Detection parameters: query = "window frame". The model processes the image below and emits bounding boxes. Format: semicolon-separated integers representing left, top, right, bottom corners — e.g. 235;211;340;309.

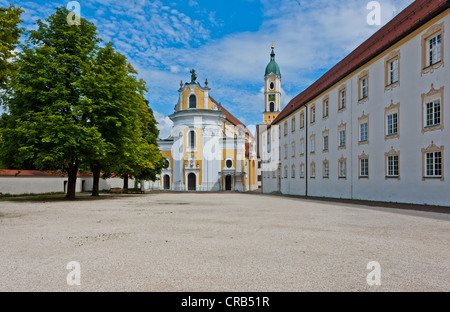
385;148;400;180
421;84;444;133
421;23;444;74
422;142;444;181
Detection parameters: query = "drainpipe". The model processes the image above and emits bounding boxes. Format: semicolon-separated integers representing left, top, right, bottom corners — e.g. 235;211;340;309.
305;105;308;197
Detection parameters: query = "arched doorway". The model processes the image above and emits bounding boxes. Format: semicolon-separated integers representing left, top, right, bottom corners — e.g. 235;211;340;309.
163;175;170;190
225;175;232;191
188;173;196;191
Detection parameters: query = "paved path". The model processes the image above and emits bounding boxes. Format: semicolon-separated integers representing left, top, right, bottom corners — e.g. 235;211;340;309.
0;192;449;291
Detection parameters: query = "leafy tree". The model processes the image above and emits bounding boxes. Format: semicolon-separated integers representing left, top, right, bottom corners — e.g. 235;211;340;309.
0;7;105;199
0;4;24;91
80;43;164;196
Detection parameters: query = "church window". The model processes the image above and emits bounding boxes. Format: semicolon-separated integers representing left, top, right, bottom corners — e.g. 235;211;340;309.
189;94;197;109
270;102;275;112
270;82;275;90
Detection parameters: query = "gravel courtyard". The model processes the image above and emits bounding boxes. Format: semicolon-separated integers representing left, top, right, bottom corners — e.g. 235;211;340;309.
0;192;449;292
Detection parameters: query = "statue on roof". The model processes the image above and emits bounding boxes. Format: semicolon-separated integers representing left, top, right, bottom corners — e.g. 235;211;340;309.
190;69;197;84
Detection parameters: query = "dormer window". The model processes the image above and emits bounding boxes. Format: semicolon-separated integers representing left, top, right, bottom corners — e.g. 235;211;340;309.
189;94;197;109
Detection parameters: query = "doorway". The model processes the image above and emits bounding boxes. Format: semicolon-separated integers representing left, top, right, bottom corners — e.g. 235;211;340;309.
225;175;232;191
163;175;170;190
188;173;196;191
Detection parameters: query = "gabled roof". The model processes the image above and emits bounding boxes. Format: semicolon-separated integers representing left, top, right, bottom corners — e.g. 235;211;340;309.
272;0;450;125
210;96;255;139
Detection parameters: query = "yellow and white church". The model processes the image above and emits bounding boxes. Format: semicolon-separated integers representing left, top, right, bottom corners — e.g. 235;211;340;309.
157;70;257;192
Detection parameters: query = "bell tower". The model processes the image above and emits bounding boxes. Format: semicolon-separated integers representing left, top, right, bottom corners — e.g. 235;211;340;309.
263;43;281;125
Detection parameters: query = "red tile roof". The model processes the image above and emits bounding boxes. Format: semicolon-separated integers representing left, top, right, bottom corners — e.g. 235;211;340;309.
210;96;255;139
272;0;450;125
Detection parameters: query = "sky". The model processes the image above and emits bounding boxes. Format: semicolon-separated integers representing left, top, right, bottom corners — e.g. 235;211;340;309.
2;0;415;138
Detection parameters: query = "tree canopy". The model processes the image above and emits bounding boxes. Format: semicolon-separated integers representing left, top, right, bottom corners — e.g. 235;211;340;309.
0;7;163;198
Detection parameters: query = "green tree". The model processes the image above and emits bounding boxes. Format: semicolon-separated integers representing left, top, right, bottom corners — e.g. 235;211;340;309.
80;43;163;196
0;4;24;91
0;7;105;199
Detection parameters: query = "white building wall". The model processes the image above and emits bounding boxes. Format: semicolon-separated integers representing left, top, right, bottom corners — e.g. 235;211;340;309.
261;12;450;206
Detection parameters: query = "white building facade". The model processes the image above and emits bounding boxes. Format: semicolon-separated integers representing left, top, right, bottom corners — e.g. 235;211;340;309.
157;72;257;192
261;0;450;206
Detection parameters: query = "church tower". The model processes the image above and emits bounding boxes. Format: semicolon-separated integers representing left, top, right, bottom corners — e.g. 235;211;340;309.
263;44;281;125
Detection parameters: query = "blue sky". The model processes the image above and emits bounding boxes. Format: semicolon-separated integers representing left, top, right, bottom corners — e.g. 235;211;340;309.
2;0;415;138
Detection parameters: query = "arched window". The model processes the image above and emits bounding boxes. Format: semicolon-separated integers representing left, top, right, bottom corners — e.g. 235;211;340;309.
270;102;275;112
189;130;195;149
270;82;275;90
189;94;197;109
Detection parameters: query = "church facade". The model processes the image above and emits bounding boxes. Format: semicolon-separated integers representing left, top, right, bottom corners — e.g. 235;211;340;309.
259;0;450;206
157;71;257;192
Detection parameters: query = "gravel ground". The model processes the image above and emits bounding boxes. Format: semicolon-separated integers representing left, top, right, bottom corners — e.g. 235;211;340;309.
0;192;449;292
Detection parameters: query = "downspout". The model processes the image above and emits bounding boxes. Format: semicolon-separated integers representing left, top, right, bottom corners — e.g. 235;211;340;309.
305;105;309;197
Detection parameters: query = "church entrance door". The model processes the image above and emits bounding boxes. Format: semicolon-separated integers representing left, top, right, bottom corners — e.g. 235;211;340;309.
188;173;196;191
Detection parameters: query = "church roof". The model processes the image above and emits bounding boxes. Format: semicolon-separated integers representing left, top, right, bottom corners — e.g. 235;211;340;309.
209;96;255;139
265;47;281;76
272;0;450;125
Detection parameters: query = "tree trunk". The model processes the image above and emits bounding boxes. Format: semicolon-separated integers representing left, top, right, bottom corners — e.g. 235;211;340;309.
92;166;101;197
123;174;129;193
66;161;80;200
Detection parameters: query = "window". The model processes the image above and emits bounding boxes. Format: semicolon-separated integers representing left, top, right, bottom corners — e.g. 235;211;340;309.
388;58;399;85
270;102;275;112
284;166;288;179
323;135;329;151
270;82;275;90
338;158;346;179
360;122;368;143
384;101;400;140
422;23;444;73
300;112;305;129
385;50;400;90
360;158;369;178
226;159;233;168
358;113;369;145
422;84;444;133
300;139;304;155
310;162;316;178
291;142;295;158
422;142;444;180
189;94;197;109
387;156;399;177
339;130;346;148
323;160;329;178
284;122;288;136
426;152;442;177
425;100;441;127
189;130;196;150
291;117;296;132
300;163;305;178
323;97;329;118
284;144;288;159
339;86;346;110
360;77;368;99
387;113;398;135
310;135;315;154
291;165;296;178
428;34;442;67
311;106;316;124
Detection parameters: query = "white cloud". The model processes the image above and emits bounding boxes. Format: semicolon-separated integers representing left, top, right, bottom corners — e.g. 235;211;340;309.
153;110;174;139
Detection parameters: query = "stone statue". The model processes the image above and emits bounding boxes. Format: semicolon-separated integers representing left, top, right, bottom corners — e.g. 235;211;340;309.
190;69;197;83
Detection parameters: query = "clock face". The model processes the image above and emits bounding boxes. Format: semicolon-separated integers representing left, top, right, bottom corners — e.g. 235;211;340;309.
269;94;276;102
